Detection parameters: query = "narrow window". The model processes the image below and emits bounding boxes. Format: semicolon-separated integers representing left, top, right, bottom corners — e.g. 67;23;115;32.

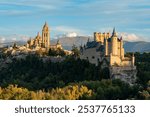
92;56;95;59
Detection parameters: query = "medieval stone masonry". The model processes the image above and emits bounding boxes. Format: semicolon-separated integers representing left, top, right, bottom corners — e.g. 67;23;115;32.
80;28;137;84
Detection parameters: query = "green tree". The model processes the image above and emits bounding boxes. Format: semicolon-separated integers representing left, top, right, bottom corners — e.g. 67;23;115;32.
71;45;80;58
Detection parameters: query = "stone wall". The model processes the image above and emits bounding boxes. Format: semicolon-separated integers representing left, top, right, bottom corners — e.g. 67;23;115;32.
109;66;137;84
80;48;101;66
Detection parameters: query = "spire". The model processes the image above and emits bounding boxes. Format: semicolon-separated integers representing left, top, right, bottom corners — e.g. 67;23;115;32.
112;27;117;37
57;40;60;44
87;38;90;42
37;32;40;36
132;52;134;57
42;21;49;31
45;21;47;24
43;21;48;28
120;36;122;41
113;27;115;34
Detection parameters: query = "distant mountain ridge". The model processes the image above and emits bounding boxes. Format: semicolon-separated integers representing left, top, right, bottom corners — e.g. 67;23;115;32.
51;36;150;52
51;36;93;50
1;35;150;52
124;41;150;52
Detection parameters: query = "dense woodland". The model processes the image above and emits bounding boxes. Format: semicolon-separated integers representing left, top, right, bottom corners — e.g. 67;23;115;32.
0;51;150;100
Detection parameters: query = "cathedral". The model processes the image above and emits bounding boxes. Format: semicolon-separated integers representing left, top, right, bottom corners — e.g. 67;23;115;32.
80;28;137;84
26;22;62;50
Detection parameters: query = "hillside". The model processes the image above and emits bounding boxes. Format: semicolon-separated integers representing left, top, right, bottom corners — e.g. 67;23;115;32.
0;53;150;100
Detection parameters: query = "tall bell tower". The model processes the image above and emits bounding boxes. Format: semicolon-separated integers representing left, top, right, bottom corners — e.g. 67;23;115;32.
42;22;50;49
111;28;118;56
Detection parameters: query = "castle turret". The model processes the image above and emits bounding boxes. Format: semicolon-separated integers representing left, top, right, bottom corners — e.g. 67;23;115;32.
103;32;107;39
37;32;40;37
94;32;100;42
13;42;17;49
94;32;106;44
104;38;108;56
112;28;117;37
42;22;50;49
132;53;135;67
106;32;110;39
119;36;124;59
111;28;118;56
57;40;60;45
94;32;97;41
99;32;104;44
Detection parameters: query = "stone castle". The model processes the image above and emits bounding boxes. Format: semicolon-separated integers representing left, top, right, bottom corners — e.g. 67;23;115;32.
80;28;137;84
26;22;62;50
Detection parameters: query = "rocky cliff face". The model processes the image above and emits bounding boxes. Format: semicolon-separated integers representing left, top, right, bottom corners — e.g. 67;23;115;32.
109;66;137;85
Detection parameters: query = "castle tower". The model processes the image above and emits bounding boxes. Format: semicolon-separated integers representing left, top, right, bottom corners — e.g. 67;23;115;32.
94;32;100;42
94;32;97;41
94;32;106;44
104;38;108;56
103;32;107;39
120;36;124;59
111;28;118;56
132;53;135;67
106;32;110;39
35;32;42;47
42;22;50;49
99;32;104;44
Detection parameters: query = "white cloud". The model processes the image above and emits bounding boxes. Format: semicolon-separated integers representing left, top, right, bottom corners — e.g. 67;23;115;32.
65;32;78;37
12;38;17;41
0;10;30;16
0;34;29;43
0;1;60;16
0;37;6;47
119;32;146;42
0;0;149;41
53;32;78;39
0;0;68;11
52;26;85;35
20;35;29;41
0;37;6;42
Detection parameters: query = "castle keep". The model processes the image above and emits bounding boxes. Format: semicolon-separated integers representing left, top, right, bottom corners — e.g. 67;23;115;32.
80;28;137;84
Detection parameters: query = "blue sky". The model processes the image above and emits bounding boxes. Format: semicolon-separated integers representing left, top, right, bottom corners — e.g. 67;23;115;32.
0;0;150;41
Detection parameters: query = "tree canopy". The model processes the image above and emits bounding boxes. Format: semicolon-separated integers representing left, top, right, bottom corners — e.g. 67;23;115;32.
0;52;150;100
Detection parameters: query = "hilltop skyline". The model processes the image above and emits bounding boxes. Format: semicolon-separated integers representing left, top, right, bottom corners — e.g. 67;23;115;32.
0;0;150;42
